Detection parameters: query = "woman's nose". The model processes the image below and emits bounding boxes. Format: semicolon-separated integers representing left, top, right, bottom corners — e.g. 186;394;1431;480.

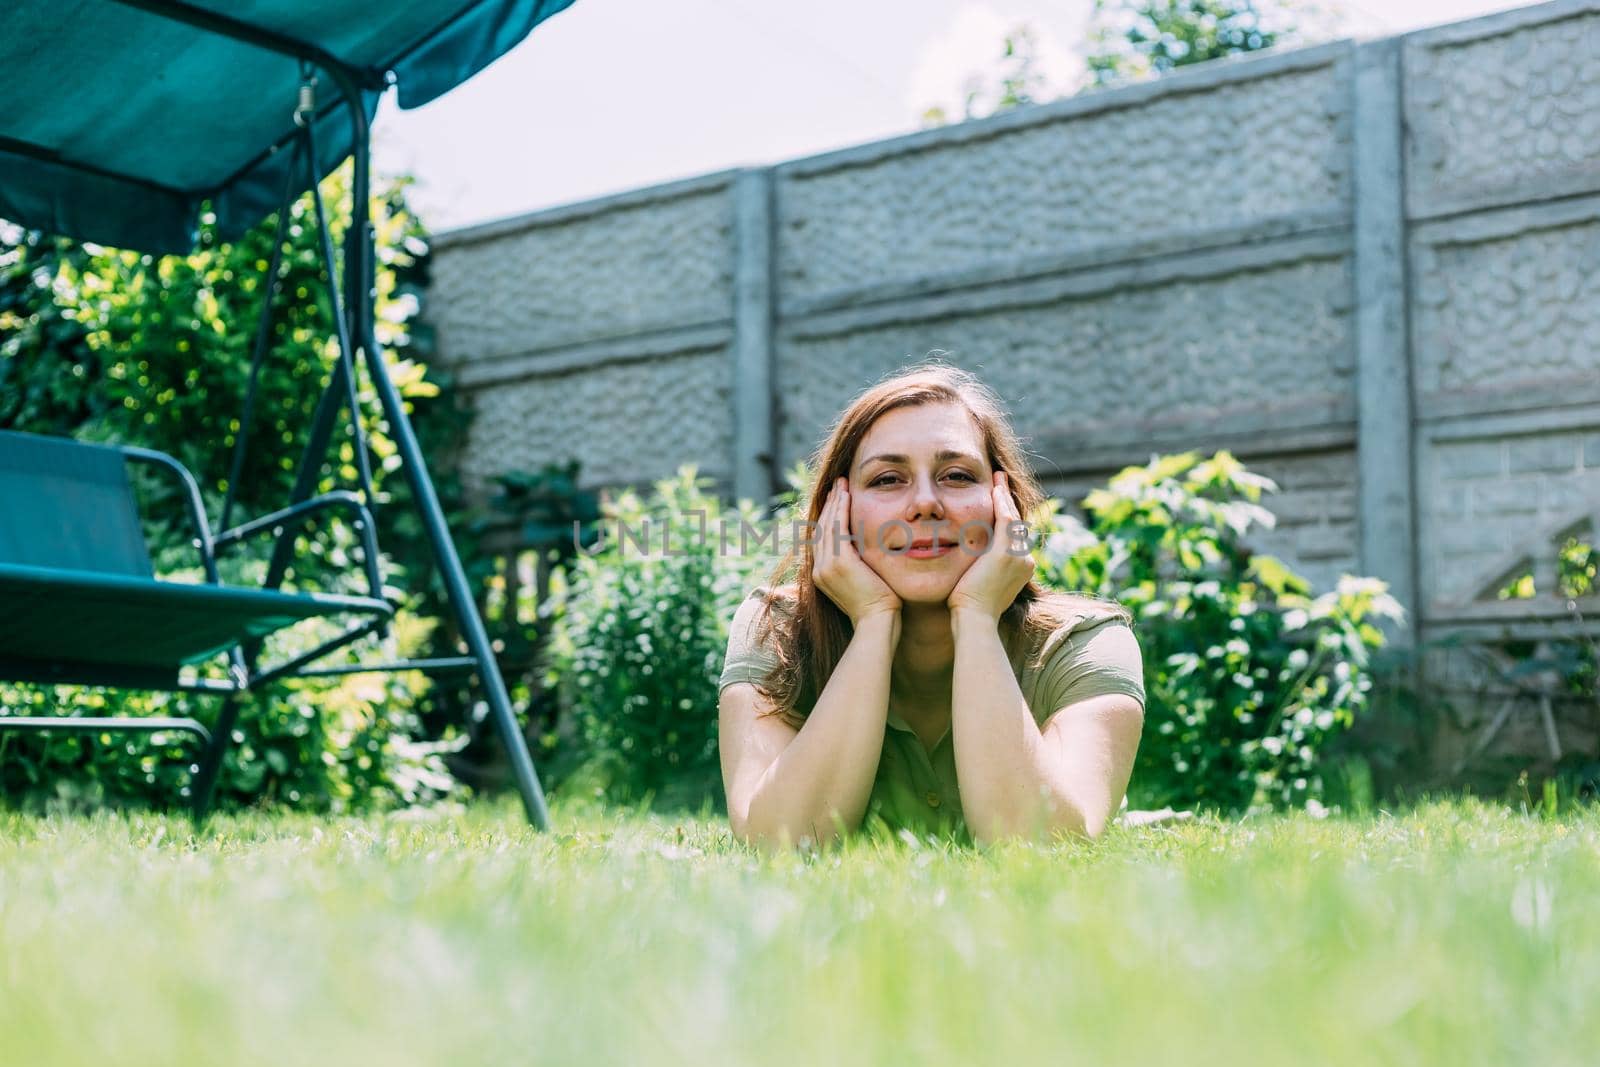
907;475;944;521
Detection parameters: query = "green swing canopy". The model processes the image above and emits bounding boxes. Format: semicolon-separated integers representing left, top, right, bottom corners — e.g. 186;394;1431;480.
1;0;577;253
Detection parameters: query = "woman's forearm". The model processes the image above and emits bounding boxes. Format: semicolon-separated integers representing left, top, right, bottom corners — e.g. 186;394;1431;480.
742;610;900;852
950;608;1083;845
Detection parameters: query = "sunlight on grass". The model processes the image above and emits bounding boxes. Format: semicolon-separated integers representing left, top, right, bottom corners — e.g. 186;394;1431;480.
2;796;1596;1066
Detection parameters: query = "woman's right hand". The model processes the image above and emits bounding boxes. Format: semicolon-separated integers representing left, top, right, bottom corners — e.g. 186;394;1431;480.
812;477;901;628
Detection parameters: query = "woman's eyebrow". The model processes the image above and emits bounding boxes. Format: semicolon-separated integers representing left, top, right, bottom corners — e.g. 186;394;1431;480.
855;449;981;471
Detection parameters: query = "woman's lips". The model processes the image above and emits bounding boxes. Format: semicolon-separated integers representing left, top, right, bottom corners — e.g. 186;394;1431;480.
903;542;957;559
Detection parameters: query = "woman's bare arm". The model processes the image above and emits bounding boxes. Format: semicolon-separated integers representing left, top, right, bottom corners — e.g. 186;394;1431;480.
949;608;1142;844
719;609;900;853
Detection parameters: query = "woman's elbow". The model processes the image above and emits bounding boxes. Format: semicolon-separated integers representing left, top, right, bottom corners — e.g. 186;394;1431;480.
732;802;850;855
971;797;1099;848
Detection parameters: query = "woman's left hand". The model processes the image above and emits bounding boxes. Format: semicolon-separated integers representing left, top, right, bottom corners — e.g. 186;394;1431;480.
946;471;1036;623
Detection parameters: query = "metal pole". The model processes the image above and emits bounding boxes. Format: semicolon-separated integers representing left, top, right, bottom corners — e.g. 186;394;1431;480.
220;135;302;534
300;84;379;515
324;66;552;831
190;697;244;819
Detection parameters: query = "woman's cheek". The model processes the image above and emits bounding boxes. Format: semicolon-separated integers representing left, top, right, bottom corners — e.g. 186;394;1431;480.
864;512;889;554
960;507;995;550
856;504;885;552
851;503;877;552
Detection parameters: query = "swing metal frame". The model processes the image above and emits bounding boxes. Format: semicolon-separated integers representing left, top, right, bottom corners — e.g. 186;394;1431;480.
0;0;553;828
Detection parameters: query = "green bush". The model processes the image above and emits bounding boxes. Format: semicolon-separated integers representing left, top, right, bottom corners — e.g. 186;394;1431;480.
543;466;768;811
1036;450;1404;815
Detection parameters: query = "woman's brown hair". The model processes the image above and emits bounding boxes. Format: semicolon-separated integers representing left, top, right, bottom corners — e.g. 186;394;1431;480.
742;356;1130;730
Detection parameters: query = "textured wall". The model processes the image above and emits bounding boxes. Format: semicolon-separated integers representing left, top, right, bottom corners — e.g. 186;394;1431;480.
774;255;1354;468
1397;1;1600;781
1410;210;1600;406
774;59;1349;307
430;178;734;362
1402;0;1600;628
431;174;741;489
1244;452;1362;595
425;0;1600;778
1420;427;1600;608
1405;6;1600;218
454;348;733;491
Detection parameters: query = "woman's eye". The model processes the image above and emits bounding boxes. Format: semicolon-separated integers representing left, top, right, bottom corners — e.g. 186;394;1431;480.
869;471;975;487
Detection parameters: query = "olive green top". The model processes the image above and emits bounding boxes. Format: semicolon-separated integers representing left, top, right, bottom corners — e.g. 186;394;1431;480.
718;584;1146;844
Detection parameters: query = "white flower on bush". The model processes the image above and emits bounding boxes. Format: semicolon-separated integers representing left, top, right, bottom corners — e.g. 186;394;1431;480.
1042;514;1098;568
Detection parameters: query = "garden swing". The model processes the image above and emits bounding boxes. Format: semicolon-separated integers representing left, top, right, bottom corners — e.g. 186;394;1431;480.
0;0;581;827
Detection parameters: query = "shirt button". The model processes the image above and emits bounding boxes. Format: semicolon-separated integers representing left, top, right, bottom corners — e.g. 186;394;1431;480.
925;791;942;808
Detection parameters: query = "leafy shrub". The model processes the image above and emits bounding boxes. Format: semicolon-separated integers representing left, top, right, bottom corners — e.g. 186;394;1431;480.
543;466;768;810
1036;451;1404;814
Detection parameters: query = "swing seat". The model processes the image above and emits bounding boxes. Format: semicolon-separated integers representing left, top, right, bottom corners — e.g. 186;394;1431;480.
0;563;391;689
0;429;391;690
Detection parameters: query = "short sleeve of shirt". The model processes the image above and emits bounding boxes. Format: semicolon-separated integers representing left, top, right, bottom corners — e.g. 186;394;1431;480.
1033;612;1146;718
718;586;783;694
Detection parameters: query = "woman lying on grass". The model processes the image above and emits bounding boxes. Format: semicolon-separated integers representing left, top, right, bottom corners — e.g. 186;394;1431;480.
718;360;1146;852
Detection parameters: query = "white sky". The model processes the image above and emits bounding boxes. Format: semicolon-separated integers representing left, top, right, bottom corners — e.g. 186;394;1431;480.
370;0;1535;235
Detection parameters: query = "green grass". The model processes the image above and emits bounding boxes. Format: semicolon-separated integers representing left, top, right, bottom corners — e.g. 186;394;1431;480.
2;796;1596;1067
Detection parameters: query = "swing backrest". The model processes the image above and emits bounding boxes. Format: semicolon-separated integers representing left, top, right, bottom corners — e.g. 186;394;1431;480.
0;430;154;577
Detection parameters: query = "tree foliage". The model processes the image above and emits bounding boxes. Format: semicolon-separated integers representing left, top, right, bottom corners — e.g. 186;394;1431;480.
1086;0;1283;89
920;0;1339;125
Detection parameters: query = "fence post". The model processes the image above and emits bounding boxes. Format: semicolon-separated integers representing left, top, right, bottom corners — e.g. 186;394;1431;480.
732;167;777;509
1352;37;1418;647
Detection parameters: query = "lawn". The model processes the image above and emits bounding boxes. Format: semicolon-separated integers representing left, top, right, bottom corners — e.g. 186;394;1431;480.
2;796;1594;1067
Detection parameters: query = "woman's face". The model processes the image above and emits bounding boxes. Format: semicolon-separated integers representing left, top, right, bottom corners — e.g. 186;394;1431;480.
847;401;996;606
